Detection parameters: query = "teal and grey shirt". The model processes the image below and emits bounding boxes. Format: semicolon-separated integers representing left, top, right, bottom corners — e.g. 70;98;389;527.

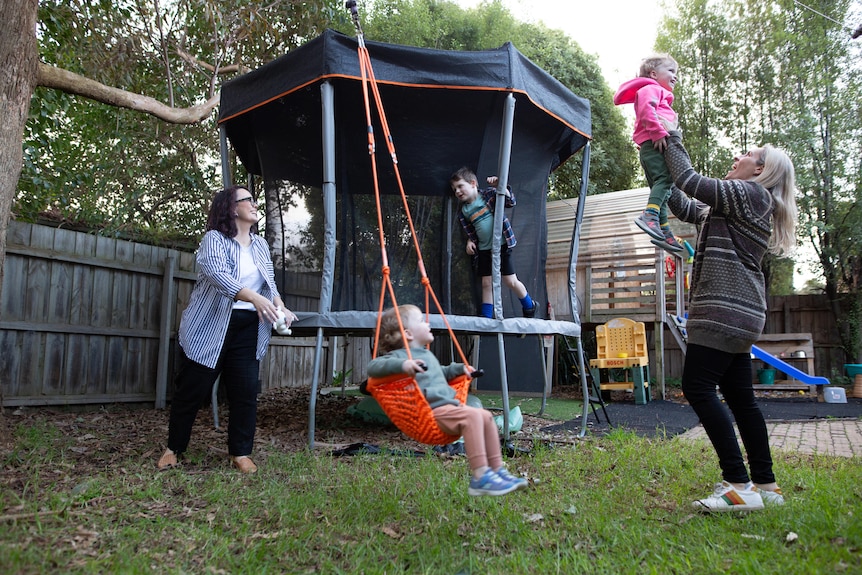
457;187;517;251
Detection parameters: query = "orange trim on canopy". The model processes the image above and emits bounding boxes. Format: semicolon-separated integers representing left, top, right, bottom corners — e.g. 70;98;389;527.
217;73;591;141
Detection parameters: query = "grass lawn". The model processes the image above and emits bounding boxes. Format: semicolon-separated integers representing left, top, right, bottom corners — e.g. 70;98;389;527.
2;398;861;574
470;391;585;422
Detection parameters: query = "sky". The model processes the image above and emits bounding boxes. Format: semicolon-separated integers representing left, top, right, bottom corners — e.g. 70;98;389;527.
455;0;665;88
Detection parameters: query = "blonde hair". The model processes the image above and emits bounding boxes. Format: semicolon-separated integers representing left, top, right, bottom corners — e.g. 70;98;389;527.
377;304;421;354
639;54;677;78
753;145;798;256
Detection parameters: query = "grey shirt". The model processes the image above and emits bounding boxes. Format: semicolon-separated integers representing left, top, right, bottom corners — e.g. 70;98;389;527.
366;347;465;409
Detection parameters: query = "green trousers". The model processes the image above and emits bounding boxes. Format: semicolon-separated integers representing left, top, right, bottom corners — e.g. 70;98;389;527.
639;140;673;225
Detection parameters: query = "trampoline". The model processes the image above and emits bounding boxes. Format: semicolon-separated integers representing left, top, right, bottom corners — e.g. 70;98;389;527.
217;26;595;444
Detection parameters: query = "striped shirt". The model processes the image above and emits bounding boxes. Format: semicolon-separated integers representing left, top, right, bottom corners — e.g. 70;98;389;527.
457;186;517;249
178;230;281;368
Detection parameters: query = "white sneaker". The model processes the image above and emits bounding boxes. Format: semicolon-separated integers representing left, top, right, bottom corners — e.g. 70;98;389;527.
692;481;764;512
755;486;785;506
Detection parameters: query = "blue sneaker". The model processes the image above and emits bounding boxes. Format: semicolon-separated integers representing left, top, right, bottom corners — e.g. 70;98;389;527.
468;469;520;496
495;466;528;490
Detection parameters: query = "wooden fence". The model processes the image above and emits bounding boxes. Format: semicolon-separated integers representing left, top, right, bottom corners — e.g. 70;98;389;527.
0;221;330;407
1;222;850;407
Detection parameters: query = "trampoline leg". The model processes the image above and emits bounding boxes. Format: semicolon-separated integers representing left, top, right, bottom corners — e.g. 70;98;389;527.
212;375;220;430
307;328;326;449
632;366;649;405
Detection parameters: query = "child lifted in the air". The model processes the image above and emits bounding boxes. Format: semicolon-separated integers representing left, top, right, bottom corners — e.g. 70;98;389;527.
614;53;685;254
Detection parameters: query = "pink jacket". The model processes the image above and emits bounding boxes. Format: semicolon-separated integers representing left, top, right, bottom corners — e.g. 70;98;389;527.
614;77;676;146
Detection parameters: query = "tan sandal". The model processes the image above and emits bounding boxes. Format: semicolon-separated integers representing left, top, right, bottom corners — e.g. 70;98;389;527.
157;448;178;471
232;455;258;474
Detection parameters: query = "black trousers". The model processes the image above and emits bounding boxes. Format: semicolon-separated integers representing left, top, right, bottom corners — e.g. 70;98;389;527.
682;343;775;485
167;310;261;457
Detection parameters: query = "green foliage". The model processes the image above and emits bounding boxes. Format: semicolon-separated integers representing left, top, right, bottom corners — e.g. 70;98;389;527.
511;24;637;197
766;255;795;296
20;0;345;243
362;0;637;197
657;0;862;360
332;367;353;387
21;0;636;251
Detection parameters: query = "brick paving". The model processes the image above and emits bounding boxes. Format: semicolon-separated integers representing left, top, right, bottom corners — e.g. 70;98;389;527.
678;419;862;458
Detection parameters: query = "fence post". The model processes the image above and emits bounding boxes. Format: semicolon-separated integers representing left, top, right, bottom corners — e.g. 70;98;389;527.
155;255;176;409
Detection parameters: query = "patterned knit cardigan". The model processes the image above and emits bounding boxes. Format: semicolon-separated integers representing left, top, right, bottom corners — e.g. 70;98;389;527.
664;132;774;354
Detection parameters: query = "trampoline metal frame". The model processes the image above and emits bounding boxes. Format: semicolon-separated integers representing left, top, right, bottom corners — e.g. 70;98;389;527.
219;79;594;446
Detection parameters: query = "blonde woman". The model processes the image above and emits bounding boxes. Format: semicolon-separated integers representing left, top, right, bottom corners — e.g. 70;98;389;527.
663;125;797;512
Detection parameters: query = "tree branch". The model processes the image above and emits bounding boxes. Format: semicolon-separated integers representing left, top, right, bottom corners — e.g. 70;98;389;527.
36;63;218;124
176;48;249;76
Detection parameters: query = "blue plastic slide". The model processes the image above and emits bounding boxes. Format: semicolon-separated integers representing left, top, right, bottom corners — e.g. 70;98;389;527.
751;345;830;385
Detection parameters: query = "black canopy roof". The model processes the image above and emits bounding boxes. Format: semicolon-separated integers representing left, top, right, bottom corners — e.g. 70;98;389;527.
218;28;591;196
216;27;593;329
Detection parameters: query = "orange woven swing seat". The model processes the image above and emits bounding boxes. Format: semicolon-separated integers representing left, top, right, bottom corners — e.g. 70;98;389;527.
366;373;472;445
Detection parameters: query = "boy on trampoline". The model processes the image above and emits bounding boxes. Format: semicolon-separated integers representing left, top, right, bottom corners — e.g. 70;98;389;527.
367;304;528;496
450;167;537;318
614;53;685;254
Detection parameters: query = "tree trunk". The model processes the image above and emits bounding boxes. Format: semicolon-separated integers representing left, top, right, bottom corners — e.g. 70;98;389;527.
263;178;287;273
0;0;39;407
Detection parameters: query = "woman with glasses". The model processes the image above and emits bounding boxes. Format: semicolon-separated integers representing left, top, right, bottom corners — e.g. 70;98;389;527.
157;185;297;473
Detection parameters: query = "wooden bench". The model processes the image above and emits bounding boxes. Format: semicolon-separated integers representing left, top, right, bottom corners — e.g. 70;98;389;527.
752;333;818;395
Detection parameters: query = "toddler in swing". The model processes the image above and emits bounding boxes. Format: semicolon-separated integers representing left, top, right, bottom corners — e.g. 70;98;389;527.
366;304;528;496
450;167;537;318
614;53;685;254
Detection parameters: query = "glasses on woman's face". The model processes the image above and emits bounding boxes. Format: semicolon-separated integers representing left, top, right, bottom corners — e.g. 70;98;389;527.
235;196;257;206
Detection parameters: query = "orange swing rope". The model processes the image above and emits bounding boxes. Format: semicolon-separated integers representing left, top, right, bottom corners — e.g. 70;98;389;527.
352;28;473;445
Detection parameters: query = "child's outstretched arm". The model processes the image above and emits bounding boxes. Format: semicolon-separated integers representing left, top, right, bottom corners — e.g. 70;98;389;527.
368;354;411;377
401;359;428;376
483;176;515;208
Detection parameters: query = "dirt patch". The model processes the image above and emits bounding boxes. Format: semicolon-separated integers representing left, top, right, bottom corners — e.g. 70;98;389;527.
0;386;583;479
3;384;837;481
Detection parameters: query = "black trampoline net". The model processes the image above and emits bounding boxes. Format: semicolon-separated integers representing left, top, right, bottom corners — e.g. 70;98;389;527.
273;182;486;317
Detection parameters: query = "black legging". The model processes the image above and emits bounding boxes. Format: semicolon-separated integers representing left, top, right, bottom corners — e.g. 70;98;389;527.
682;343;775;485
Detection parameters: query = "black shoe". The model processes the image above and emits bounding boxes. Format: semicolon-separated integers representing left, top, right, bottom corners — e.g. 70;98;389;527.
650;237;685;254
523;304;536;318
